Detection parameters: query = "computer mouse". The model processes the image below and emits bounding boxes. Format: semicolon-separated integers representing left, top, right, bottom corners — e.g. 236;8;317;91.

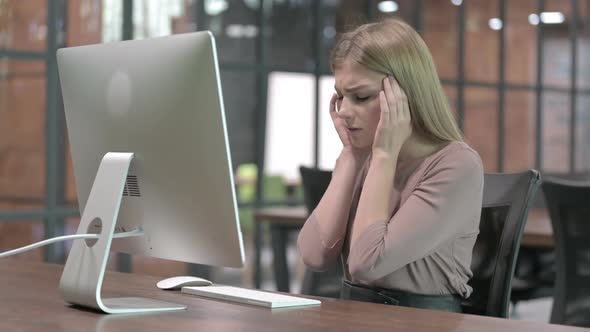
156;276;213;290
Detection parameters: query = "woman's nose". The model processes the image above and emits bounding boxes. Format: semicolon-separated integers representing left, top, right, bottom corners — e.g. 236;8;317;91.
337;99;353;119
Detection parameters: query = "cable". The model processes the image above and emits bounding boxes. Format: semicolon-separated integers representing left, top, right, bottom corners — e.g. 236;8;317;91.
0;229;144;258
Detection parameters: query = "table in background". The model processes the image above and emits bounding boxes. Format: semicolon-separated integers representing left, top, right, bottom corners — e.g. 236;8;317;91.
253;206;554;292
253;206;308;290
2;260;587;332
522;208;555;248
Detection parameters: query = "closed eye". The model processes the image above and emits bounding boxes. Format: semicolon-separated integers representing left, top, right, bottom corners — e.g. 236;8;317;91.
355;96;370;102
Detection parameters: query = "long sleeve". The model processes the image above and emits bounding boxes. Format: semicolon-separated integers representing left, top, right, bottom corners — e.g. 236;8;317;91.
297;212;346;271
347;147;483;283
297;152;366;272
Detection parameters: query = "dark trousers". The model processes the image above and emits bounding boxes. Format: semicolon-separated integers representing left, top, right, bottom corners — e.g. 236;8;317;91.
340;280;463;313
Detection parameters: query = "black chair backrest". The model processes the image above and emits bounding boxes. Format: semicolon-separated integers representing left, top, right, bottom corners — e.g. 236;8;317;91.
464;170;541;318
298;166;342;298
542;178;590;327
299;166;332;213
531;172;590;208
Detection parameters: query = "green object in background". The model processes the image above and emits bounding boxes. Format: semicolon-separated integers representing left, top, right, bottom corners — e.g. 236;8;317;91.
235;163;258;233
234;163;303;233
263;175;287;201
235;163;290;202
236;163;258;202
238;207;255;233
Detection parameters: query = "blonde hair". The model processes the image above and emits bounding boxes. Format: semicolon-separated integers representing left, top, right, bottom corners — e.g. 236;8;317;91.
330;19;463;142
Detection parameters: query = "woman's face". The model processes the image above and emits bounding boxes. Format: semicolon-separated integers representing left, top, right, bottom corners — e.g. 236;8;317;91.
334;60;385;149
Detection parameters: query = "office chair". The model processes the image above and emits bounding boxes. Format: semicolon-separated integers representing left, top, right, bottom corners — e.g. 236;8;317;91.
298;166;343;298
510;244;555;310
463;170;542;318
511;172;590;309
509;187;555;310
299;166;332;216
542;178;590;327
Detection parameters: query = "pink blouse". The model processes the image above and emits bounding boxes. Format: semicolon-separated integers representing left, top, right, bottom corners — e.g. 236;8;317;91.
297;141;484;297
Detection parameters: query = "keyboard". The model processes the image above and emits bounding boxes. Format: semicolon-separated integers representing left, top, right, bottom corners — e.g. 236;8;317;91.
181;285;321;309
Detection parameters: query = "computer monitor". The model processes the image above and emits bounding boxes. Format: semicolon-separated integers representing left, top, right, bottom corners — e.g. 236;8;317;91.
57;31;245;314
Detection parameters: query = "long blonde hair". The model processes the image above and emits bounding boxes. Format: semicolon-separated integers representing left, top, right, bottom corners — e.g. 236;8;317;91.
330;19;463;142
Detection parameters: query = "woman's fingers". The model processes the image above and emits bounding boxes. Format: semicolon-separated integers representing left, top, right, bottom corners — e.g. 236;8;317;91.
374;75;413;154
383;77;396;115
379;90;390;126
390;76;402;97
330;93;338;115
388;76;410;121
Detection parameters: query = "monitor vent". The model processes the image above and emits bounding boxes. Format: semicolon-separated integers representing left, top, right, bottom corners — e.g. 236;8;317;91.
123;175;141;197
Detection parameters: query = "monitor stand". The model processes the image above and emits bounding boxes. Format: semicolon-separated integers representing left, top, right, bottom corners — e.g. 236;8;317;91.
59;152;186;314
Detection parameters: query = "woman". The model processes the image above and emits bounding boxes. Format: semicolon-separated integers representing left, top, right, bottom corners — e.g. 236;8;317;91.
297;19;484;313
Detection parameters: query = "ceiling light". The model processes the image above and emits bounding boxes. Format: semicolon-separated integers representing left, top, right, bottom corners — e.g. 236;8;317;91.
540;12;565;24
488;18;503;30
205;0;228;16
528;11;565;25
378;1;398;13
226;24;258;39
323;26;336;39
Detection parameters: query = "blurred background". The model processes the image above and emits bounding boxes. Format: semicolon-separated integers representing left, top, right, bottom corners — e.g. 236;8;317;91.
1;0;588;322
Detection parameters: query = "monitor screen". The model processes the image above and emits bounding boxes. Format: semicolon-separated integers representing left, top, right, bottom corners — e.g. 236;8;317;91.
58;31;245;269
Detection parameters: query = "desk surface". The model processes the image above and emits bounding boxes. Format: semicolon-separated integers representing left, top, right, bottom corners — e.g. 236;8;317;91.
2;261;586;332
255;206;554;248
523;208;555;248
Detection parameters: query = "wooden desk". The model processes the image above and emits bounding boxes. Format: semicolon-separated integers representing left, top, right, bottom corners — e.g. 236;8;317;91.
2;261;586;332
523;208;555;248
253;206;554;292
253;206;307;290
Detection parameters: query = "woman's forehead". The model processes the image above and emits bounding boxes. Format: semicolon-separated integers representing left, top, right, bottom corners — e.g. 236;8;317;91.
334;61;384;90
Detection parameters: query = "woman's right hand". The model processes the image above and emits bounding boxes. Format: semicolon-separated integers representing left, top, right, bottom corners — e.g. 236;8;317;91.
329;93;369;165
329;93;353;149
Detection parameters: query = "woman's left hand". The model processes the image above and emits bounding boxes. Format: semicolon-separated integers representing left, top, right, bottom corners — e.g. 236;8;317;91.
372;76;412;159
